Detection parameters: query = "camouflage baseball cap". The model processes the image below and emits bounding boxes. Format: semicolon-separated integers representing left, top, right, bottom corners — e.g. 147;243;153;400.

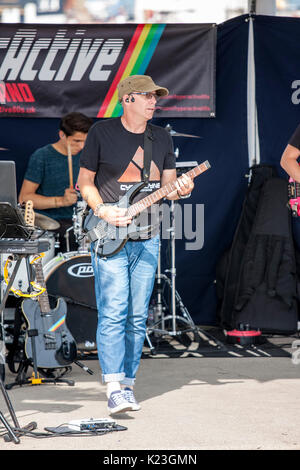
117;75;169;102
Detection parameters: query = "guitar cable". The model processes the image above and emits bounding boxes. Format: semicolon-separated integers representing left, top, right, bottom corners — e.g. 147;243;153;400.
0;422;127;441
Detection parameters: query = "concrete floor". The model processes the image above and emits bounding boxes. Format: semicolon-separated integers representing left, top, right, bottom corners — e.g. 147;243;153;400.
1;348;300;451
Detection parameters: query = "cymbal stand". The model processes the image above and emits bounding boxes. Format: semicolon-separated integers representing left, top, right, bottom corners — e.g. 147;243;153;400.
65;202;90;253
146;201;226;353
155;233;165;331
147;201;197;337
144;234;164;353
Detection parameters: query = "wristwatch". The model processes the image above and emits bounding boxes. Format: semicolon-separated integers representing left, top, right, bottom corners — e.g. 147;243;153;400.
94;203;106;217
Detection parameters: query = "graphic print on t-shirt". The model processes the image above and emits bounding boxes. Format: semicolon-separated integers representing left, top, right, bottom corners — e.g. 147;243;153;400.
117;146;160;183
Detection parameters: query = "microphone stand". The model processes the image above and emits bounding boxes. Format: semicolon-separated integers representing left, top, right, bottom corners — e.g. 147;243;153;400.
146;154;226;354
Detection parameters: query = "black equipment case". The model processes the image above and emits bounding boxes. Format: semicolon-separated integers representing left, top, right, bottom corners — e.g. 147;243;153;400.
216;165;299;334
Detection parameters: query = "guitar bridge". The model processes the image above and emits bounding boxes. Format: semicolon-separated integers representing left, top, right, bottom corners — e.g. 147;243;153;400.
43;333;56;350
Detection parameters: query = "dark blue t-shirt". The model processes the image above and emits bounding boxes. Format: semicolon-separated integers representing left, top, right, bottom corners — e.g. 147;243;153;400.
24;144;80;220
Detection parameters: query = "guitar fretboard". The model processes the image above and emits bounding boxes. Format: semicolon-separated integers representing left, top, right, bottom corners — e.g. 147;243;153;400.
34;258;51;314
127;160;210;217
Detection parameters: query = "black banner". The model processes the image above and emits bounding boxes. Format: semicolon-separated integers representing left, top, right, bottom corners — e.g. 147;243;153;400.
0;23;216;118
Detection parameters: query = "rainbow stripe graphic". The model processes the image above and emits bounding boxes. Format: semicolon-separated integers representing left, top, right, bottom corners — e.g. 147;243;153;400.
48;315;66;333
97;23;166;118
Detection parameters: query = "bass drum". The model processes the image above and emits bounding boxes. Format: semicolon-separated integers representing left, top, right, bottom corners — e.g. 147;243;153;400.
43;252;98;352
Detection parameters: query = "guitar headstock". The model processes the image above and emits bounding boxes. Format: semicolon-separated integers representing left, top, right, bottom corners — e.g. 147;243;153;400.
24;200;35;228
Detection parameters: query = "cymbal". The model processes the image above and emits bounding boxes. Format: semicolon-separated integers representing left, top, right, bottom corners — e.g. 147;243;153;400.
34;212;60;231
165;124;202;139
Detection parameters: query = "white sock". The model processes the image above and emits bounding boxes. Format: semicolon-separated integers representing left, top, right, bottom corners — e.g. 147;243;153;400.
106;381;121;398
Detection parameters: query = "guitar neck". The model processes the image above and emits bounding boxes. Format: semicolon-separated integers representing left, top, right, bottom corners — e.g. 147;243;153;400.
24;200;52;314
34;258;51;314
127;160;210;217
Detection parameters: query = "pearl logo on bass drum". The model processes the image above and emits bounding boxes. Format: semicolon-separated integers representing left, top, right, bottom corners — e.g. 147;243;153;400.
67;263;94;278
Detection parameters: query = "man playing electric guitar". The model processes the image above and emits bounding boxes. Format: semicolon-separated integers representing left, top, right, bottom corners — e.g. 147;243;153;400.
77;75;194;415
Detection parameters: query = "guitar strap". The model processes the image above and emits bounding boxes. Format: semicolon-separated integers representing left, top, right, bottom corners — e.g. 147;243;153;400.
142;124;153;183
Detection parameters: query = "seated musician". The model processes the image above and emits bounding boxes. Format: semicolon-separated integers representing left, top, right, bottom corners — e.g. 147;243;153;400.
18;112;93;252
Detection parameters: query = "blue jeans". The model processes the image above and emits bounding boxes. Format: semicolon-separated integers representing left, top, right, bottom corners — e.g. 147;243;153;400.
91;235;159;386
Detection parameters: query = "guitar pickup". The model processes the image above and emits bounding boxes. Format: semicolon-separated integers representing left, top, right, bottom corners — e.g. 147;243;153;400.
45;343;57;350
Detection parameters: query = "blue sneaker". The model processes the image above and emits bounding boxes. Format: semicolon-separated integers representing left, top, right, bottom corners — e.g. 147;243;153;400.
122;388;141;411
107;390;133;415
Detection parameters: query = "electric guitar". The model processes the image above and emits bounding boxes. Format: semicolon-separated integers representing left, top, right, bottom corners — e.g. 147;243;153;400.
288;176;300;217
84;160;211;257
21;201;77;369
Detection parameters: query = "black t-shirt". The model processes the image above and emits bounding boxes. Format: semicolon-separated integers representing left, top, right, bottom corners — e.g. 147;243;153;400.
80;117;175;238
289;124;300;149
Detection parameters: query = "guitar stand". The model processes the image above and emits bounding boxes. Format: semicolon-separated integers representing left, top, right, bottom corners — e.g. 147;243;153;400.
5;360;75;390
5;328;75;390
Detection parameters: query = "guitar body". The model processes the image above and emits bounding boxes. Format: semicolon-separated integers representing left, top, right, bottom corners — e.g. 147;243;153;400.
85;181;148;258
22;297;77;369
288;177;300;217
20;200;77;370
84;161;211;257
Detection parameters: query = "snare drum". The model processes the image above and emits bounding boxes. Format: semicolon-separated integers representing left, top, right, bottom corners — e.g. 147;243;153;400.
43;251;98;352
